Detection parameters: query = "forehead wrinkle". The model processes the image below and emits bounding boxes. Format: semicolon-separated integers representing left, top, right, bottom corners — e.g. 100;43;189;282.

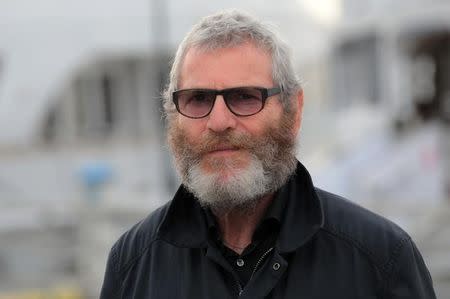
179;43;274;90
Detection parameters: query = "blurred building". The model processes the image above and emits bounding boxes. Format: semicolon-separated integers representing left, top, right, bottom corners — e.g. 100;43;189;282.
316;3;450;297
0;0;449;298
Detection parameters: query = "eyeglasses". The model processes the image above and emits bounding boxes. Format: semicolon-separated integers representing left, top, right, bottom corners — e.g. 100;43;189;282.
172;86;281;119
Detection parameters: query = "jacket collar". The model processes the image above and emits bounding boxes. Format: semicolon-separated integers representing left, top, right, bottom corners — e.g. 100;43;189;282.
157;161;324;253
275;162;324;252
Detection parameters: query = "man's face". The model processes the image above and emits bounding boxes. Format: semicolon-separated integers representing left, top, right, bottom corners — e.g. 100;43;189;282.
168;42;300;214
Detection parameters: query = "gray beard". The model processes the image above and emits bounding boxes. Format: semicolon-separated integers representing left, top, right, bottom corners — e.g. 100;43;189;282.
187;152;271;215
168;114;298;215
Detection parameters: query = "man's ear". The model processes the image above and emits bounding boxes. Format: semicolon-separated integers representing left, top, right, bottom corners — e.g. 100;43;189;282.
292;89;304;136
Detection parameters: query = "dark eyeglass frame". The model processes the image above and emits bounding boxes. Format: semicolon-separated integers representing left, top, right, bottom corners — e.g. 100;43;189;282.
172;86;282;119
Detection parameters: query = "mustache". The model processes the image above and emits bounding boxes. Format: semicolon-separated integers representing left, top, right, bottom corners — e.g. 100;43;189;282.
190;131;256;156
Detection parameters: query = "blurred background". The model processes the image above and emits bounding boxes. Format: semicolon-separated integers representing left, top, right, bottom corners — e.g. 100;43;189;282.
0;0;449;298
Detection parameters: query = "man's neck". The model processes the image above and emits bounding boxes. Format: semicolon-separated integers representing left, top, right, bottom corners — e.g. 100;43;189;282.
214;194;274;254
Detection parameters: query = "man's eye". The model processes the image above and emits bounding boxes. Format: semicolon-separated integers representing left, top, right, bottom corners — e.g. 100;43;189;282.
186;93;210;106
239;93;258;100
187;93;206;102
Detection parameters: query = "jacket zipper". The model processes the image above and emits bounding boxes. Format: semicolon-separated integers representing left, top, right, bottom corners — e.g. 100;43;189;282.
235;280;243;296
235;247;274;297
249;247;274;281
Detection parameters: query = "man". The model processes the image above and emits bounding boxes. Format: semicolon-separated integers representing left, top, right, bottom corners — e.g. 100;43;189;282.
100;10;436;298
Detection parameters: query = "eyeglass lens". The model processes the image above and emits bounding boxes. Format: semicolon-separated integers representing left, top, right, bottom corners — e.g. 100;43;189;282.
175;87;264;118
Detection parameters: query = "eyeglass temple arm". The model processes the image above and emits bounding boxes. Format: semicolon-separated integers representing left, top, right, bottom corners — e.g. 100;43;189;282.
267;87;282;97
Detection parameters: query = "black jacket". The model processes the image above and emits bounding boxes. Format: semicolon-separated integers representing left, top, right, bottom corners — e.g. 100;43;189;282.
100;162;436;298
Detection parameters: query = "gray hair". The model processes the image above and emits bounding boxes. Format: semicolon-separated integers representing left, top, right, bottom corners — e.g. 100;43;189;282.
162;9;302;116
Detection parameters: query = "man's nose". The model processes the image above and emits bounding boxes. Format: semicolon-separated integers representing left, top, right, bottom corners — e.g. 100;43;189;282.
206;95;237;132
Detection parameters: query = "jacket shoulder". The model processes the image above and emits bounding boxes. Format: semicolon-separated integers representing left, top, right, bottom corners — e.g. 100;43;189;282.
315;188;411;273
109;201;171;274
